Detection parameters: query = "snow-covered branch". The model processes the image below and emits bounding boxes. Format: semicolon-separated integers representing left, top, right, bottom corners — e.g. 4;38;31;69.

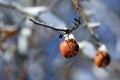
0;0;47;17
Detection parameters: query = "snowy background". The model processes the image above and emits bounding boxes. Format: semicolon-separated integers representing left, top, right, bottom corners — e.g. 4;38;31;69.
0;0;120;80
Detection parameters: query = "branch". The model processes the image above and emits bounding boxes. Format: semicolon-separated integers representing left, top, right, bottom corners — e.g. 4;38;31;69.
72;0;101;48
29;17;81;38
0;1;47;17
29;18;66;32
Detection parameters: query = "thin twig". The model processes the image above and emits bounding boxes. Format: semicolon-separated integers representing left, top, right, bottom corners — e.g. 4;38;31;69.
72;17;81;30
29;18;66;32
72;0;88;25
29;18;81;38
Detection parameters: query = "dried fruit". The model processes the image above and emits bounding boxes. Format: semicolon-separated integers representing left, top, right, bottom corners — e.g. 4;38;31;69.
94;50;110;68
59;38;79;58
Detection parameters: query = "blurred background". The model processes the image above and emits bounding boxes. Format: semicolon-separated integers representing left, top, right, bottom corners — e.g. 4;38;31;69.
0;0;120;80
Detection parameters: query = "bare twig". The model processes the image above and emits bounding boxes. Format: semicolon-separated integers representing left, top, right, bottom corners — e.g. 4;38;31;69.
29;18;66;31
29;18;81;38
72;0;88;24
